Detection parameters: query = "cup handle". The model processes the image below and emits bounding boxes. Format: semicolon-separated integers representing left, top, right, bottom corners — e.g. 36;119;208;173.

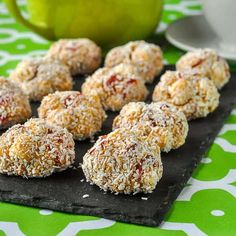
4;0;54;40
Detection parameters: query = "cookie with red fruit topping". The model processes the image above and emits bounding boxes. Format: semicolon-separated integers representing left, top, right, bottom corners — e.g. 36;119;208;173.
38;91;106;140
10;57;73;101
176;48;230;89
105;40;163;83
46;38;102;75
152;70;220;120
0;77;31;129
113;102;188;152
82;128;163;194
0;118;75;178
81;63;148;111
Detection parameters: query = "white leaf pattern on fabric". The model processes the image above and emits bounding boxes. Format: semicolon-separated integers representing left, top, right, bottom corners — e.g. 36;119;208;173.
0;0;235;235
214;137;236;153
231;109;236;116
164;0;202;15
160;221;207;236
0;222;25;236
219;124;236;135
178;169;236;201
57;219;115;236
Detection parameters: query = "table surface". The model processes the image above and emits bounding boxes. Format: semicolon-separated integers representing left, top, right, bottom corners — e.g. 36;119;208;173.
0;0;236;235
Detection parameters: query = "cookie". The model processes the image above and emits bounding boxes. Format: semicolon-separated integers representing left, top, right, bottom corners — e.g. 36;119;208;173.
46;38;102;75
38;91;106;140
0;77;31;129
10;58;73;101
0;118;75;178
105;40;163;83
176;48;230;89
82;63;148;111
82;128;163;194
152;70;220;120
113;102;188;152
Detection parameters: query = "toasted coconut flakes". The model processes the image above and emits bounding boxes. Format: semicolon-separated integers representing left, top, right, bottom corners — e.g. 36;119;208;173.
82;128;163;195
105;40;163;83
38;91;106;140
46;38;102;75
152;70;220;120
0;118;75;178
10;58;73;101
82;63;148;111
176;48;230;89
0;77;31;129
113;102;188;153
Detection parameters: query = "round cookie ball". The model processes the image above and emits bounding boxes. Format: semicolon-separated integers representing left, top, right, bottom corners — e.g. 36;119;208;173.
46;38;102;75
10;58;73;101
82;128;163;194
152;70;220;120
176;48;230;89
0;118;75;178
82;63;148;111
0;77;31;129
113;102;188;152
105;40;163;83
38;91;106;140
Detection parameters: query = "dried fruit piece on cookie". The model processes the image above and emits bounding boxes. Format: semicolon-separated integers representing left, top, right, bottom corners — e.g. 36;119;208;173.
82;63;148;111
82;128;163;194
0;77;31;129
38;91;106;140
105;40;163;83
176;48;230;89
46;38;102;75
113;102;188;152
10;57;73;101
152;70;220;120
0;118;75;178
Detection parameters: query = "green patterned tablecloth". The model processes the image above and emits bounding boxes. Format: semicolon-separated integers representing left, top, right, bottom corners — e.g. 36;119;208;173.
0;0;236;235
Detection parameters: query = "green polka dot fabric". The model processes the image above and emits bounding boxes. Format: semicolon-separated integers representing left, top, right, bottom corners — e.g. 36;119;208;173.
0;0;236;235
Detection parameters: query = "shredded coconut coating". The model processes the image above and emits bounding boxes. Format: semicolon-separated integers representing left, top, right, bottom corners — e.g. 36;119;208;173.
0;118;75;178
176;48;230;89
82;64;148;111
10;57;73;101
113;102;188;152
38;91;106;140
0;77;31;129
105;40;163;83
82;128;163;194
152;70;220;120
46;38;102;75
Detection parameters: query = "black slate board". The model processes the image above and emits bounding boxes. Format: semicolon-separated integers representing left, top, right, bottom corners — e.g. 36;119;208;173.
0;65;236;227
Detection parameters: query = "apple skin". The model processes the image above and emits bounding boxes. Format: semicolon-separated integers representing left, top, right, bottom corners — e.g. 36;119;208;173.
4;0;163;47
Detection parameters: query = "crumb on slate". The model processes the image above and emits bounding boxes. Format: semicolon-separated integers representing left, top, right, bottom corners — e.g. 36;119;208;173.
141;197;148;201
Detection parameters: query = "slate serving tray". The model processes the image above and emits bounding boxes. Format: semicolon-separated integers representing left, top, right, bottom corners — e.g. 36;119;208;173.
0;65;235;227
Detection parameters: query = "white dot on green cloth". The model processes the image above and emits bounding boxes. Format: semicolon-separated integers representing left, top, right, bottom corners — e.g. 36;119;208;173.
6;69;13;74
168;14;177;20
16;44;26;50
201;157;212;164
39;209;53;215
211;210;225;216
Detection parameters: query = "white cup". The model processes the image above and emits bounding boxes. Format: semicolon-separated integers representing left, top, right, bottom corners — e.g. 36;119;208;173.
202;0;236;53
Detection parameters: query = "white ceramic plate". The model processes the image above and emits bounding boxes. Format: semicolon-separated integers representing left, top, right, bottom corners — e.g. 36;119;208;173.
166;15;236;61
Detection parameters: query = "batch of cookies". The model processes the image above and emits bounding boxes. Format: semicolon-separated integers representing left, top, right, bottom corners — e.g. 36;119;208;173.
0;38;230;195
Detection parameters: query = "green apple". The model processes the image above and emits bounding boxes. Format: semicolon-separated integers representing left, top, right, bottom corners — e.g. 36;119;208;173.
3;0;163;47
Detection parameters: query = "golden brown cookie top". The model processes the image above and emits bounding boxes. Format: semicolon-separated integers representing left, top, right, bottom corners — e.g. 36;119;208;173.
82;128;162;194
176;48;230;89
0;118;75;177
